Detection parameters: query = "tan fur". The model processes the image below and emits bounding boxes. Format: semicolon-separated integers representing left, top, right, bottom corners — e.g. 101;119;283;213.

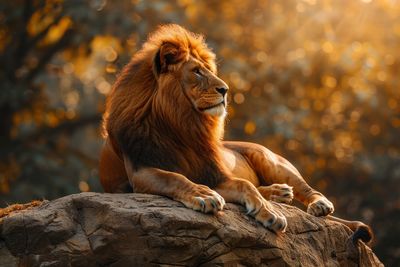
99;24;372;238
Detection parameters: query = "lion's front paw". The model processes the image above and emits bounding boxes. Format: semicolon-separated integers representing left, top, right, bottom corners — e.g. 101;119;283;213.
255;206;287;233
245;195;287;233
179;185;225;214
258;184;293;204
307;197;334;217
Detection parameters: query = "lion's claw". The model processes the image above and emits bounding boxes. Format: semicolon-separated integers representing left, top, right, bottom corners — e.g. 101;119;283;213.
246;206;259;216
307;197;334;217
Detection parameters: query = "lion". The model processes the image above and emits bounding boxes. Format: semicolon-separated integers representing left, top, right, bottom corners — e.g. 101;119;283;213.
99;24;372;242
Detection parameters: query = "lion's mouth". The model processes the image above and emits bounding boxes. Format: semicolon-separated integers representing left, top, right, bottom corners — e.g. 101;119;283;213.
199;101;225;112
198;101;227;117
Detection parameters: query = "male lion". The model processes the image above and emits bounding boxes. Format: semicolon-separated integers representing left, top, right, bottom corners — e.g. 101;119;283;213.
99;24;372;240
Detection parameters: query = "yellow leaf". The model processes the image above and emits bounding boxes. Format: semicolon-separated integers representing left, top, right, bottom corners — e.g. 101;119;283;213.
244;121;256;135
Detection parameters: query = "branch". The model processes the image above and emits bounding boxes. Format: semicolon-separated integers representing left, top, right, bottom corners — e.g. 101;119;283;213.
25;28;75;82
0;113;102;159
26;13;64;51
23;113;102;142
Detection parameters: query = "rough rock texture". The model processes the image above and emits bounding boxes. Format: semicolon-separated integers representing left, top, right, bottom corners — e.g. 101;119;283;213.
0;192;383;266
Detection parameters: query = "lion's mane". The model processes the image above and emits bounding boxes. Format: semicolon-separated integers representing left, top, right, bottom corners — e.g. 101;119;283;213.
103;24;229;187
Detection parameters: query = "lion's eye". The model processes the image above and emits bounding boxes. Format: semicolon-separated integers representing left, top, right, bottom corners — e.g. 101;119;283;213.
193;68;202;76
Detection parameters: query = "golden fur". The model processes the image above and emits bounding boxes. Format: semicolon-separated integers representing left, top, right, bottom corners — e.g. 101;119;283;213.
99;24;372;241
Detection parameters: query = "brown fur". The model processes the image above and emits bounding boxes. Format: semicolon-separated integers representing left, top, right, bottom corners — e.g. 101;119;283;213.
99;24;372;238
102;24;227;188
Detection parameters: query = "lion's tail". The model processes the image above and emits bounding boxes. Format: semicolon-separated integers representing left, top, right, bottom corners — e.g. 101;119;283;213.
326;215;374;246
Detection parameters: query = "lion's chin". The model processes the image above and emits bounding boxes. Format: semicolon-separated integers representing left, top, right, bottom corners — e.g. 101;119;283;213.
202;103;227;117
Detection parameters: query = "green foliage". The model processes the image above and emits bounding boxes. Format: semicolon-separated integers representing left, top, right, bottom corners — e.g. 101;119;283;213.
0;0;399;264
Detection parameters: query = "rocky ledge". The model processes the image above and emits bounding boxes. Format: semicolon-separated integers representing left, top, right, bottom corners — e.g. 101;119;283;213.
0;192;383;266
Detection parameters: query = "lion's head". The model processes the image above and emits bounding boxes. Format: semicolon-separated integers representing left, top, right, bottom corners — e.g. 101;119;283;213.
150;26;229;118
105;24;229;137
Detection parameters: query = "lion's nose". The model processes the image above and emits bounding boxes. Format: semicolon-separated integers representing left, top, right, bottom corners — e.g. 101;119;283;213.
215;87;228;97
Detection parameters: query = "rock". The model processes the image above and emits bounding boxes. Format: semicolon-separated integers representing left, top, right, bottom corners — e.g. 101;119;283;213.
0;192;383;266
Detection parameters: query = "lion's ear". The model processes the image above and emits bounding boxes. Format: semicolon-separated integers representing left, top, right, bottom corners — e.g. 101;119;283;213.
153;42;185;77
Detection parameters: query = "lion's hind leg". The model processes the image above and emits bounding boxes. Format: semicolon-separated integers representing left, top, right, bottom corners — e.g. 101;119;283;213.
215;178;287;233
224;141;334;217
258;184;294;204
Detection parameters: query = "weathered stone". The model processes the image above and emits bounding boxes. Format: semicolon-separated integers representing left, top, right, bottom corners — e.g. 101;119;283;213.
0;192;383;266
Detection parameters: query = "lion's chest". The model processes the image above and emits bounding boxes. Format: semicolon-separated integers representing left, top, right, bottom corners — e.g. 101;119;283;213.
222;148;260;187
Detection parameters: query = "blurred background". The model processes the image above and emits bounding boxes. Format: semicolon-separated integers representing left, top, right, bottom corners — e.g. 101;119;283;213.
0;0;399;264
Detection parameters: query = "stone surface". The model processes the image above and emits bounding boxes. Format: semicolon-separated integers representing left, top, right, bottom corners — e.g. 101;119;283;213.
0;192;383;266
